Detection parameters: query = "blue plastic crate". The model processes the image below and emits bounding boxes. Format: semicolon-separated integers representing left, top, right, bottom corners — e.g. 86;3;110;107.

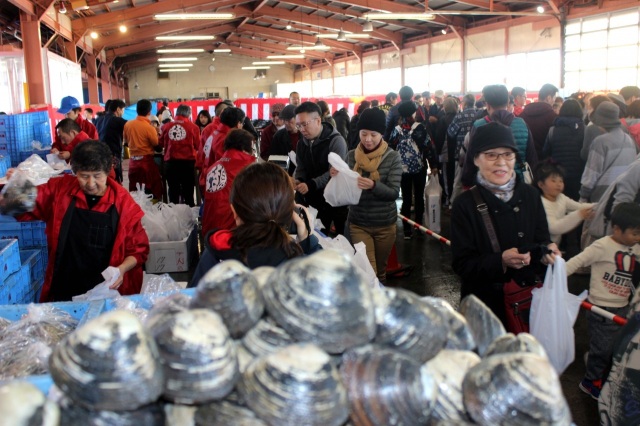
1;262;31;304
0;221;47;249
0;239;20;282
19;149;50;162
20;249;44;284
0;155;9;177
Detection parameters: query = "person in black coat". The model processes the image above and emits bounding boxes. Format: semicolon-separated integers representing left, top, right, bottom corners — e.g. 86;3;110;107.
349;101;370;150
542;99;586;201
190;162;320;286
332;107;350;142
451;123;560;325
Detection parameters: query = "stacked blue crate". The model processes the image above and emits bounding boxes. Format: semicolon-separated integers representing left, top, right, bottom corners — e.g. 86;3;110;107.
0;154;10;177
2;113;35;166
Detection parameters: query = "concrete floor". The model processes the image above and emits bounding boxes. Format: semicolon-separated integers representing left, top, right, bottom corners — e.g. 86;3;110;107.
390;210;599;426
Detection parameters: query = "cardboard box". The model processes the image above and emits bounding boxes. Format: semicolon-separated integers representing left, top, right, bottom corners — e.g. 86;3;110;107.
145;227;198;273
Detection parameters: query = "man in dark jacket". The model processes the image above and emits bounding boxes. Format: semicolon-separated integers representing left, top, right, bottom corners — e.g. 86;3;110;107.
98;99;127;183
294;102;348;235
259;103;285;160
384;85;414;142
332;107;350;141
519;83;558;160
268;105;300;175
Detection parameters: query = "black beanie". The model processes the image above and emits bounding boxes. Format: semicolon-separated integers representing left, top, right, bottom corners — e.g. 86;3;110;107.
469;122;517;157
357;108;386;134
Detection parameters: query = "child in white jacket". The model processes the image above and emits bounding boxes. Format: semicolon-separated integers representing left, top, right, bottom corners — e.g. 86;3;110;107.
534;161;594;245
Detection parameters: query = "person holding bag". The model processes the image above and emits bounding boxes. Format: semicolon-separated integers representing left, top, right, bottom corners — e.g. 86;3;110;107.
451;122;560;330
330;108;402;284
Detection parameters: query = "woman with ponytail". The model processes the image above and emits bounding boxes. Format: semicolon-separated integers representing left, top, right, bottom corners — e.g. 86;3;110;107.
330;107;403;283
190;161;320;286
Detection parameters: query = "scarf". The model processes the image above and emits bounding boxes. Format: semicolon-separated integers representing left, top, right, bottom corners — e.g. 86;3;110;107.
353;141;388;181
476;171;516;202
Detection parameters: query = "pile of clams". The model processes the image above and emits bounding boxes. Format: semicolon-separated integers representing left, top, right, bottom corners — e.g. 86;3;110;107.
0;249;573;426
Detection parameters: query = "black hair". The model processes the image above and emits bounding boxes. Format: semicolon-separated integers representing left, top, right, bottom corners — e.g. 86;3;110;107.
357;100;371;115
398;86;414;102
84;108;94;114
220;107;245;128
289;91;299;98
109;99;126;112
371;99;379;107
294;101;322;116
413;94;422;101
511;87;525;97
463;94;476;108
385;92;397;103
611;202;640;231
482;85;509;108
539;84;559;101
136;99;152;116
214;101;230;116
558;99;583;119
317;100;330;116
224;128;254;153
56;118;81;134
627;100;640;119
533;160;565;192
70;140;113;174
619;86;640;102
197;109;212;123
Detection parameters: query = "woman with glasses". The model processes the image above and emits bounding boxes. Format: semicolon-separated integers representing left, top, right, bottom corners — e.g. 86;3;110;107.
451;122;560;327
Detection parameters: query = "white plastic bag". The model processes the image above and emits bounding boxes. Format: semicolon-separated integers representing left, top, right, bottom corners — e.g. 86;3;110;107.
424;176;442;234
530;257;588;374
72;266;121;301
324;152;362;207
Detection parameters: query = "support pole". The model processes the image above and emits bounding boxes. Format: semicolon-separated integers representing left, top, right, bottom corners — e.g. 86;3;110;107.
20;11;47;106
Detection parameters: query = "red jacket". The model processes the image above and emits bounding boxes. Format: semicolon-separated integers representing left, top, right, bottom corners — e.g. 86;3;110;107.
161;117;200;161
51;130;91;153
199;121;233;190
20;175;149;302
202;149;255;236
197;117;221;171
53;115;98;148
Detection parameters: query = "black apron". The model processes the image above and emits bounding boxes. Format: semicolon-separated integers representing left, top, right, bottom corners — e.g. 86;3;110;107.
49;197;119;301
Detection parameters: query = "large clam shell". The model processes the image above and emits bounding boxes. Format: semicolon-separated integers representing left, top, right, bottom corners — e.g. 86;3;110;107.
373;288;447;363
238;343;349;426
485;333;548;358
59;399;166;426
420;296;475;351
251;266;276;290
262;249;375;354
0;381;60;426
145;293;192;334
152;309;239;404
49;310;164;411
195;399;267;426
242;317;296;358
191;260;264;338
421;349;481;422
458;295;506;356
463;353;572;425
341;345;437;426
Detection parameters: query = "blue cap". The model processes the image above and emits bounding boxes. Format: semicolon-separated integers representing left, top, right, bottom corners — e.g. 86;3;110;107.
57;96;81;114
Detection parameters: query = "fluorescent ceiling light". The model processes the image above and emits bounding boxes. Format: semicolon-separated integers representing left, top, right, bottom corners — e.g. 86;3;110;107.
154;13;235;20
159;69;190;72
362;21;373;32
364;13;435;21
267;54;305;59
157;48;205;53
156;35;215;41
158;57;198;61
213;48;231;53
286;45;330;51
252;61;286;65
242;66;271;70
159;63;194;67
317;33;370;39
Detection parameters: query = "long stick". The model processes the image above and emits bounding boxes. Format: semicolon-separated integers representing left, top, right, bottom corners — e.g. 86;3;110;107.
397;213;451;246
581;300;627;326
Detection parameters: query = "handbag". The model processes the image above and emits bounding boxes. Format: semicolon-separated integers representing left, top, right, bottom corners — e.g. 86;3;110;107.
470;186;539;334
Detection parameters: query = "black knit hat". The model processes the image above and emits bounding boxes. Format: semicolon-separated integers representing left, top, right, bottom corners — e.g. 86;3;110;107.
398;101;417;118
357;108;386;134
469;122;517;157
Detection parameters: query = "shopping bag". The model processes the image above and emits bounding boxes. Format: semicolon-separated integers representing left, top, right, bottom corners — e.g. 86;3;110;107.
324;152;362;207
424;176;442;234
530;257;588;374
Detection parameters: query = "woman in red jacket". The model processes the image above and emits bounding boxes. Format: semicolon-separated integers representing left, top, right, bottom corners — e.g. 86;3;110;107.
18;140;149;302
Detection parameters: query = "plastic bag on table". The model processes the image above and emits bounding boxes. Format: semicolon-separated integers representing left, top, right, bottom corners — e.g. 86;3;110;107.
0;169;37;216
141;273;181;295
424;176;442;234
324;152;362;207
530;257;587;374
72;266;121;301
112;296;149;322
18;154;63;184
46;153;67;170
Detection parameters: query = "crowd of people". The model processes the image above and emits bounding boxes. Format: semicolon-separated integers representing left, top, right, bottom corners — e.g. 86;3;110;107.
5;83;639;407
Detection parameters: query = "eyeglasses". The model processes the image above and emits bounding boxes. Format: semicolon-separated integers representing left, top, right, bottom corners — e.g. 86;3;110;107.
295;119;317;130
481;151;516;161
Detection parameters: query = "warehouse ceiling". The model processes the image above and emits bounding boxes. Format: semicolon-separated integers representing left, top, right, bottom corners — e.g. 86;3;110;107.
3;0;563;72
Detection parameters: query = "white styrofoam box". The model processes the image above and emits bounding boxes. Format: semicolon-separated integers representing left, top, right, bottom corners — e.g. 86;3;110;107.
145;227;198;274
